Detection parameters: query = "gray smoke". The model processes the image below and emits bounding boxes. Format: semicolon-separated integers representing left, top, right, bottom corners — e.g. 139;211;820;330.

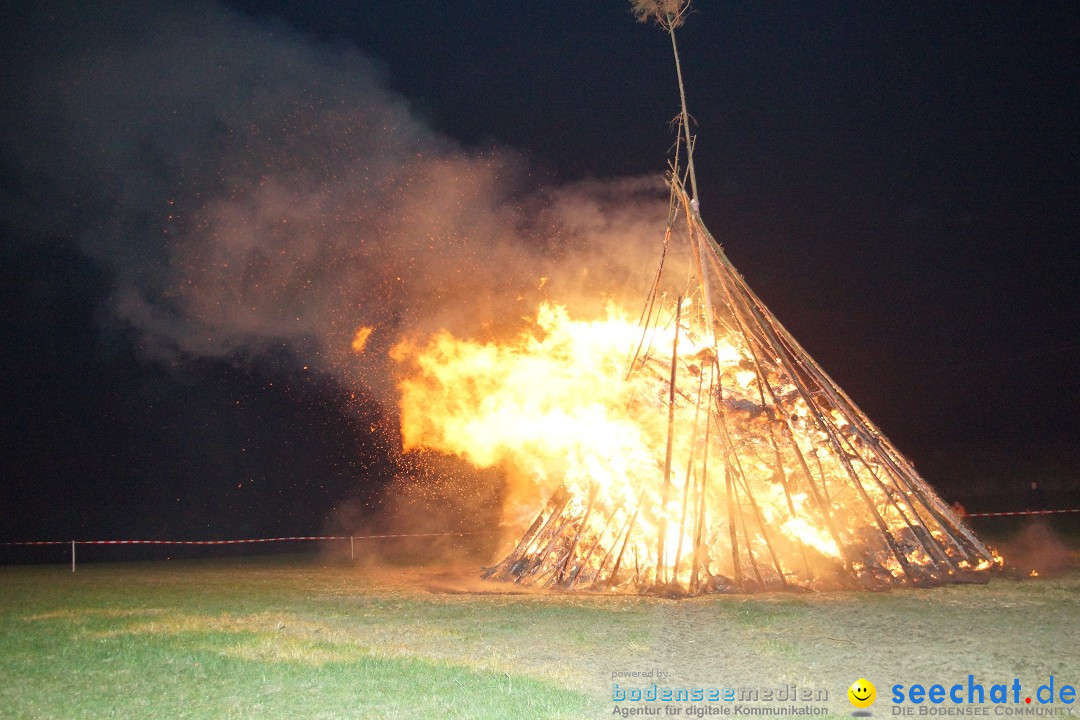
2;0;673;404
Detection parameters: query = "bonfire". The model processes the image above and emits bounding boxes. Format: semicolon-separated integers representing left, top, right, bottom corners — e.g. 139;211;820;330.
391;0;1001;594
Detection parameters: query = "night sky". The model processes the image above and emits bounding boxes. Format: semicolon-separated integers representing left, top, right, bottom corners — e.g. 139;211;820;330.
2;1;1077;547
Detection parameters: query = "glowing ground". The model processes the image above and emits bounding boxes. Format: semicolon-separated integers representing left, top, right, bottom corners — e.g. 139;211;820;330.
1;556;1078;719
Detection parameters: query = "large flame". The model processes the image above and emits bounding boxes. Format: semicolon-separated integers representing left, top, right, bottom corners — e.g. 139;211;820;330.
393;289;997;595
389;219;999;593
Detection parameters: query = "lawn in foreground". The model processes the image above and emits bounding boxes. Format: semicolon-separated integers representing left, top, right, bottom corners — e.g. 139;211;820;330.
1;556;1078;719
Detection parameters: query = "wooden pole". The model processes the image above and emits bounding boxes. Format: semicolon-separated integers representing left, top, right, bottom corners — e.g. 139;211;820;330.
690;367;715;593
724;463;741;585
609;507;640;584
71;540;76;573
673;368;706;583
350;536;354;562
672;467;693;584
813;451;832;505
657;295;682;585
667;19;699;207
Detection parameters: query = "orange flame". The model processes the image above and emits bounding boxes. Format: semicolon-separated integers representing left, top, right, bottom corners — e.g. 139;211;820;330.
391;296;998;591
351;326;374;354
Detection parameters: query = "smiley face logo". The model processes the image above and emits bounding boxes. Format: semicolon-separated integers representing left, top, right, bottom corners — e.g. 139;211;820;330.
848;678;876;709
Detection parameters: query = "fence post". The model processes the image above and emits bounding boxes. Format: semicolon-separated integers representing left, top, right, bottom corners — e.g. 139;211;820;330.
71;540;76;573
350;536;354;562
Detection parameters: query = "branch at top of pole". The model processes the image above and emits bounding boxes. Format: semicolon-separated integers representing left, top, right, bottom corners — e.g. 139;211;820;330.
630;1;700;208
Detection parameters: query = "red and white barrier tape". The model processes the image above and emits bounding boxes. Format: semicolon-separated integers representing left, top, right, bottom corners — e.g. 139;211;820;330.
1;531;497;547
2;514;1077;547
1;540;71;546
965;509;1080;518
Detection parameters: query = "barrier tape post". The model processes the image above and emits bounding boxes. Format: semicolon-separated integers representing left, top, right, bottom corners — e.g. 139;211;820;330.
350;536;354;562
71;540;75;573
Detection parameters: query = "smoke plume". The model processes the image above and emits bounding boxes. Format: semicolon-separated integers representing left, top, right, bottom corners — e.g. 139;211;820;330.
2;0;670;408
0;1;681;551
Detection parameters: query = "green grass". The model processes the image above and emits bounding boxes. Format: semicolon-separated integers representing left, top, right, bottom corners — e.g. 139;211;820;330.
2;557;1079;719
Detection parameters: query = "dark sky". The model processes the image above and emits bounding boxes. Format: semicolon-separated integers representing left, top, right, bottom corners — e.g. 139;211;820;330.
1;1;1077;544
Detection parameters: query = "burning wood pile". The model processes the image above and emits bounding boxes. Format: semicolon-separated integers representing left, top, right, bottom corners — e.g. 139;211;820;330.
390;0;1001;594
393;178;1000;593
476;181;999;593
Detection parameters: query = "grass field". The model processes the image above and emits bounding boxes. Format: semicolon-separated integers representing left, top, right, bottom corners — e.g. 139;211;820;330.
2;554;1079;720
